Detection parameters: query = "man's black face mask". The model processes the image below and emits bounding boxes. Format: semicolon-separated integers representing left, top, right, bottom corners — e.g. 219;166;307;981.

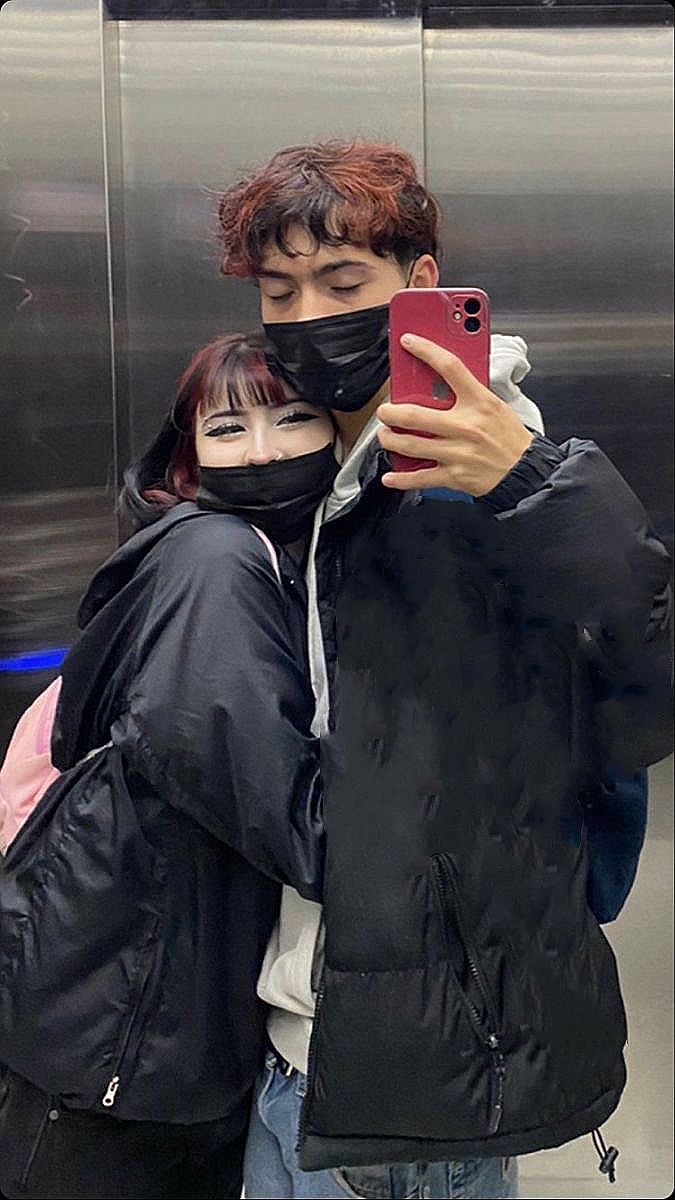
263;304;391;414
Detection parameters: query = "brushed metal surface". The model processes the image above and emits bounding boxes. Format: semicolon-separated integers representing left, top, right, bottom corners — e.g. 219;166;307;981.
424;24;674;547
0;0;116;747
110;17;424;457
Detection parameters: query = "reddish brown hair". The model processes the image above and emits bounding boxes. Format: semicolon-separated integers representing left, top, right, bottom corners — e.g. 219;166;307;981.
217;140;441;277
121;332;288;526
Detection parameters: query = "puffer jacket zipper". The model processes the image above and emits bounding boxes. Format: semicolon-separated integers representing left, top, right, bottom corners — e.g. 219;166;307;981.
297;965;327;1149
101;914;160;1110
431;853;506;1134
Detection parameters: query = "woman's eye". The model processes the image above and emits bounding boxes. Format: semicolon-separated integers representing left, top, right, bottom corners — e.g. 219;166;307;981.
266;292;294;303
278;411;317;426
332;284;362;294
204;422;244;437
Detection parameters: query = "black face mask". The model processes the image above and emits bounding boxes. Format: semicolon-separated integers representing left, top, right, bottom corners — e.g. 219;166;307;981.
263;303;391;413
196;442;339;545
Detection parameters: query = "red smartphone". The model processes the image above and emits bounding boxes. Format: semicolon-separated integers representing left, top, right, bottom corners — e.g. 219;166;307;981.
388;287;490;472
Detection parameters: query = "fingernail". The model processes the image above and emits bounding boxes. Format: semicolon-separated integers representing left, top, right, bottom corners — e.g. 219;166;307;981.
401;334;414;347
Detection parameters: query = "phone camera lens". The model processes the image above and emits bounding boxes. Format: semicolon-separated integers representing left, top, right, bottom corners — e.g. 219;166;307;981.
463;298;481;315
464;317;480;333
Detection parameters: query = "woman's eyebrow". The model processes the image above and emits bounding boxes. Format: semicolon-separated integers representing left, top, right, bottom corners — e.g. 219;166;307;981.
202;408;241;421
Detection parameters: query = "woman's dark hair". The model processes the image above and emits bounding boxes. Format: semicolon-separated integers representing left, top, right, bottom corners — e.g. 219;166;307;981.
119;331;288;530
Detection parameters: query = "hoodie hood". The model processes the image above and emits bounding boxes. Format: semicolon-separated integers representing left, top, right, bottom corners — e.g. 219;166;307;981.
54;504;208;770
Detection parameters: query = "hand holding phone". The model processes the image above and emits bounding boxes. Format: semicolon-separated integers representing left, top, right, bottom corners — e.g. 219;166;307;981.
388;288;490;472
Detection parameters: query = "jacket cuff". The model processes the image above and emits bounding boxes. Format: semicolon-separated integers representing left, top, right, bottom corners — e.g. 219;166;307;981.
478;434;565;514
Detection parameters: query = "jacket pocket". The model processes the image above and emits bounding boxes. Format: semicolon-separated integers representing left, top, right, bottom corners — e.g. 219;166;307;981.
99;915;161;1112
431;852;506;1134
18;1095;60;1189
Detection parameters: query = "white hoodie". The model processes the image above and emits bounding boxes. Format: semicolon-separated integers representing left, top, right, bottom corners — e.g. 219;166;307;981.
256;334;544;1073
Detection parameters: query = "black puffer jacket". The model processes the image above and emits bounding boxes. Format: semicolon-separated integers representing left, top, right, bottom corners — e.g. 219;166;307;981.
298;436;672;1170
0;506;323;1123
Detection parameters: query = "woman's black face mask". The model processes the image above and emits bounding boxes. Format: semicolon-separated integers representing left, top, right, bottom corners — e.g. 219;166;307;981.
263;303;391;413
196;442;340;545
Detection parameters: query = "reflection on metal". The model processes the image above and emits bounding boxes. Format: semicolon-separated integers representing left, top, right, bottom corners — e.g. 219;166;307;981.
0;489;115;652
424;24;674;545
0;1;115;744
110;17;424;456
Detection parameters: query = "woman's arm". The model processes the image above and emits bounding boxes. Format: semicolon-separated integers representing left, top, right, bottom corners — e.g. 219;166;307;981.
111;517;323;901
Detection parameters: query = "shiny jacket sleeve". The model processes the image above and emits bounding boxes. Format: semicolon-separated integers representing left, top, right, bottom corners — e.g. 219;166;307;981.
111;517;323;901
479;436;673;773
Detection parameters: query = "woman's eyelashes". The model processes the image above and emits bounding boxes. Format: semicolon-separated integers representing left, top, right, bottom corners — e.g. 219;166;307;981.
203;410;318;438
277;410;317;426
203;421;245;437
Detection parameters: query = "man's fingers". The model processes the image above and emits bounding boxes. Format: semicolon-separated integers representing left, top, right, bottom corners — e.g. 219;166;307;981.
381;466;446;491
378;425;444;460
399;333;485;401
377;401;455;434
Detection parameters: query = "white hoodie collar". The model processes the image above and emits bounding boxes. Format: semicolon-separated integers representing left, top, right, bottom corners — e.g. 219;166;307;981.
322;332;542;526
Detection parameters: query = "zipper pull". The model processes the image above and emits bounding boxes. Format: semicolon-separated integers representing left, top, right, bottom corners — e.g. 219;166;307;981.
102;1076;120;1108
487;1033;506;1134
488;1098;504;1135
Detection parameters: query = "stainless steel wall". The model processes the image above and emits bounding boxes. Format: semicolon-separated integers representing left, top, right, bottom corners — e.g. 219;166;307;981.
0;0;115;748
424;20;674;548
108;17;424;460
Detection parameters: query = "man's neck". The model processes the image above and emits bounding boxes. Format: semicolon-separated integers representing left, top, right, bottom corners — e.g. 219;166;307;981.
332;379;390;457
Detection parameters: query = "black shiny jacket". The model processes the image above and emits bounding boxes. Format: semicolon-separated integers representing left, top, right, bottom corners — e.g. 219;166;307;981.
0;507;323;1122
298;435;673;1170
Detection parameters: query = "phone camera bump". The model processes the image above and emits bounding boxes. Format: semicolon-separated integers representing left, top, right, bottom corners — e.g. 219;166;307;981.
463;298;481;315
464;317;481;333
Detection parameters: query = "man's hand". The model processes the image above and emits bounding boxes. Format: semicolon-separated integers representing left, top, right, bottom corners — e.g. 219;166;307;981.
377;333;534;494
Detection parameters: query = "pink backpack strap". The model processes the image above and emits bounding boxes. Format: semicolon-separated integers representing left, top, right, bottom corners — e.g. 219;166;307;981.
0;676;62;853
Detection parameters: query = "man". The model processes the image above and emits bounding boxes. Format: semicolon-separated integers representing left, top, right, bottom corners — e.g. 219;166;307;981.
217;140;672;1200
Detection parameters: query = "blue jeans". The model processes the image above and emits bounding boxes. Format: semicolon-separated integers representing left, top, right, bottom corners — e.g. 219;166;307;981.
243;1053;519;1199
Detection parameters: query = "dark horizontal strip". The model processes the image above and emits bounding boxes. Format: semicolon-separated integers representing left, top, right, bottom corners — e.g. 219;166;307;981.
104;0;672;22
104;1;420;18
425;3;674;27
427;0;670;7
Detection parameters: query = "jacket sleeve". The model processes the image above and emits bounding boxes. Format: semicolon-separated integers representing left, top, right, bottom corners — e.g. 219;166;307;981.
111;517;323;901
479;436;673;773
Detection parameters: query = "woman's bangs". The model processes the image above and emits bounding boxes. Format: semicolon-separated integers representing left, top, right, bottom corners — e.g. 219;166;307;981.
200;349;289;416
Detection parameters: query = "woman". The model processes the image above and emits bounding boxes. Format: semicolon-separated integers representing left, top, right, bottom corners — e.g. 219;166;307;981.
0;333;338;1199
